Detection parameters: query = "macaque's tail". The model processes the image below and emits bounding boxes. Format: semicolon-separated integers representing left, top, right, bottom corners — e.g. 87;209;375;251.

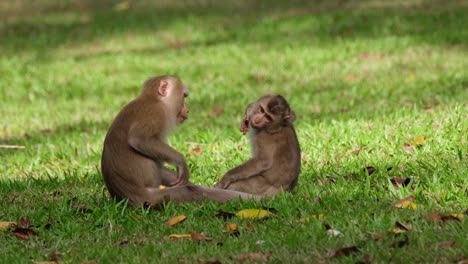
144;184;262;207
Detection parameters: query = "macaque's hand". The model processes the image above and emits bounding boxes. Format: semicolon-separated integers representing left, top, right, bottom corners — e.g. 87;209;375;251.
170;164;189;186
240;115;250;135
216;175;234;189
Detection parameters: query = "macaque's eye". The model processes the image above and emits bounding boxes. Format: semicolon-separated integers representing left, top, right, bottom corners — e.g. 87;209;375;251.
259;106;265;114
265;115;273;121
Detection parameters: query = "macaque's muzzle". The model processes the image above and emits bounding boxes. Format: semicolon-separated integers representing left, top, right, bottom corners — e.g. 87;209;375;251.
177;104;189;123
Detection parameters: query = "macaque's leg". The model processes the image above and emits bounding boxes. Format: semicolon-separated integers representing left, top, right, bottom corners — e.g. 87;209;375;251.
144;184;262;206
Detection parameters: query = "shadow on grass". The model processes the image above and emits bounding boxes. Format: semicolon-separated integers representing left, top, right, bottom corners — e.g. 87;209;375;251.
1;0;467;59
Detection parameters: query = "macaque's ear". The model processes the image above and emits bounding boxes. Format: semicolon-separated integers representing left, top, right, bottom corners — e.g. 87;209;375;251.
158;80;169;96
284;111;296;123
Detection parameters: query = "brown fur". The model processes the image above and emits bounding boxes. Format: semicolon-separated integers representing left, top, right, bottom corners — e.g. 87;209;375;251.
101;75;261;207
216;94;301;197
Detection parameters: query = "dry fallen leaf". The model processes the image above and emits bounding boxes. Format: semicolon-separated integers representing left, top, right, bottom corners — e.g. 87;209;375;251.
410;136;425;145
215;210;235;220
432;241;456;248
168;234;192;239
329;246;359;258
166;215;187;227
403;145;414;153
391;177;411;189
114;1;130;11
237;252;271;262
159;185;166;189
13;227;38;240
191;232;212;242
364;166;376;175
298;214;324;223
225;223;238;231
0;221;16;231
393;221;413;234
188;146;202;156
211;106;224;116
425;212;464;223
235;209;272;220
394;195;417;210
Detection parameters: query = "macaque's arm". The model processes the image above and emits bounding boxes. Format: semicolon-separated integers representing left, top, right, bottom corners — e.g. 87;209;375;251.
128;127;189;186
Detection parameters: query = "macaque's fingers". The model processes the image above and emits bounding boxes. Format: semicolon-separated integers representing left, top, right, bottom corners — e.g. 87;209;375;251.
170;165;189;186
240;116;250;134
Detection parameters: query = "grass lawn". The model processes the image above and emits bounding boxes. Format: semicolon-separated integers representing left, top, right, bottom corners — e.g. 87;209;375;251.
1;0;467;263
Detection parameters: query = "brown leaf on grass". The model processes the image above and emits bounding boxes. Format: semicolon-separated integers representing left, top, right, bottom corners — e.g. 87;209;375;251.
394;195;417;210
167;39;191;49
361;254;373;263
112;238;130;247
393;221;413;234
211;105;224;116
329;246;360;258
49;251;64;262
188;146;202;156
166;215;187;227
431;241;456;248
0;221;16;231
215;210;235;220
314;196;323;204
364;166;376;175
190;232;212;242
73;204;91;213
344;75;356;82
371;232;383;241
237;252;271;262
403;145;414;152
13;227;38;240
391;177;411;189
425;212;464;223
201;260;222;264
33;261;57;264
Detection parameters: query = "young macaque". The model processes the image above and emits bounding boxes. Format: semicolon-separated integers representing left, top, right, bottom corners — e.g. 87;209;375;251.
216;94;301;197
101;75;261;207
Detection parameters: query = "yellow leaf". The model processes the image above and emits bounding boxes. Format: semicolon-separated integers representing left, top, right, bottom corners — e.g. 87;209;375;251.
298;214;324;223
114;1;130;11
394;195;417;210
159;185;166;189
408;73;415;80
410;136;425;146
168;234;191;239
166;215;187;227
313;214;324;220
396;200;417;210
235;209;271;219
0;221;16;231
451;213;464;220
225;223;238;231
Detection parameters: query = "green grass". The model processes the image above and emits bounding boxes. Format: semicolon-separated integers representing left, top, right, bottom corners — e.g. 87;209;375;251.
1;0;467;262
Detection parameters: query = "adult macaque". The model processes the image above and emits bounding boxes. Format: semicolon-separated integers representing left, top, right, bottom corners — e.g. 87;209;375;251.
101;75;261;207
216;94;301;197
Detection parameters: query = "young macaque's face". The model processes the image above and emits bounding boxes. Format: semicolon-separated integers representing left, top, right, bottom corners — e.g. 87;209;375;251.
249;95;293;132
